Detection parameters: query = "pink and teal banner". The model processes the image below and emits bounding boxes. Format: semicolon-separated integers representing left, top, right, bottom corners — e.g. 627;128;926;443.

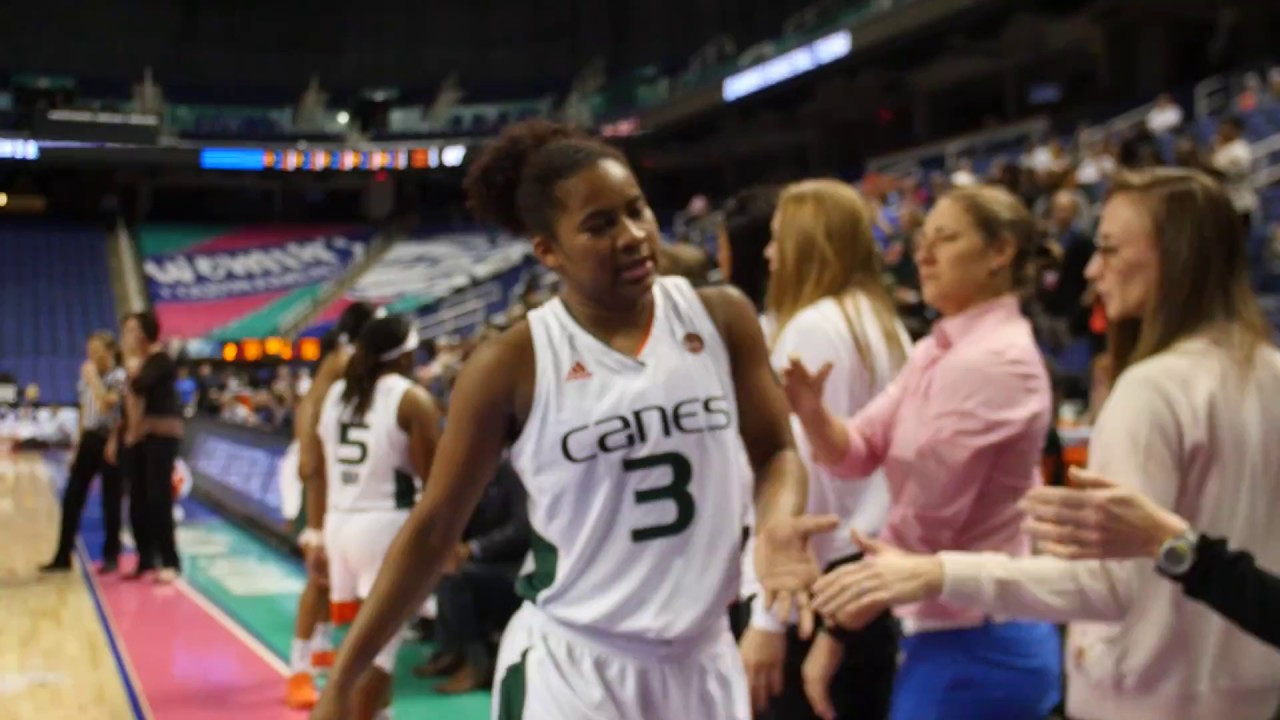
140;224;371;340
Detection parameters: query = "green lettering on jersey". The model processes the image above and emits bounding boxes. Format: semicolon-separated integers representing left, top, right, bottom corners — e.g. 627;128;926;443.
625;451;695;542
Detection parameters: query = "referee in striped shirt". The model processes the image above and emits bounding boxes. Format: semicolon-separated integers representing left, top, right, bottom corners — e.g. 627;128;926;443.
41;330;128;572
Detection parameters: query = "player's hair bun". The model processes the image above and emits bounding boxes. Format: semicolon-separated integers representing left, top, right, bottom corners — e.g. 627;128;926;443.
463;119;585;236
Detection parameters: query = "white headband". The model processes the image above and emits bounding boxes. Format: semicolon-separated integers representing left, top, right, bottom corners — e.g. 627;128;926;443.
379;326;420;362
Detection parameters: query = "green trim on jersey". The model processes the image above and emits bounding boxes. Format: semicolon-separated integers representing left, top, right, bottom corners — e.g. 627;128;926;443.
514;529;558;603
394;470;416;510
496;649;529;720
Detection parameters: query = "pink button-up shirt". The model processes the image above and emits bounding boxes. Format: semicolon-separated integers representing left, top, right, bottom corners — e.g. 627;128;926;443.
825;294;1051;630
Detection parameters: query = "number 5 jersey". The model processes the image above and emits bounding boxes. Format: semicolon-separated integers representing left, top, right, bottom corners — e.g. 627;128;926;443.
509;275;747;643
318;373;420;514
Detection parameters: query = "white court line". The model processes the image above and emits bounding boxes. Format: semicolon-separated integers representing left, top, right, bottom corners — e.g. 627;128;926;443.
172;578;292;677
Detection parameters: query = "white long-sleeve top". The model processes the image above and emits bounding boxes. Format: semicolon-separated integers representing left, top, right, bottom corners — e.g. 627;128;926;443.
938;333;1280;720
747;292;910;631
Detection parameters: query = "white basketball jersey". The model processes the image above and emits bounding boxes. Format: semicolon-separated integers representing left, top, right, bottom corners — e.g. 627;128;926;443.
318;374;420;513
509;276;746;643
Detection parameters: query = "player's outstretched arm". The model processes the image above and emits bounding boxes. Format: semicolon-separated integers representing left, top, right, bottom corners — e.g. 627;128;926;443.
698;285;837;638
312;333;522;719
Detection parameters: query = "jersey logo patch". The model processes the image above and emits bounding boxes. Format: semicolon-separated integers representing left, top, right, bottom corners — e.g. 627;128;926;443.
565;361;592;381
682;332;704;354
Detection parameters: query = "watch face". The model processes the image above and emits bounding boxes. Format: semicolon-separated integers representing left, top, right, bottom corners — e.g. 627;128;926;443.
1159;536;1195;575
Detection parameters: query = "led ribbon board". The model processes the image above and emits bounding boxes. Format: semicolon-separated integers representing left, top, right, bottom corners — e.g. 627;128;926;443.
721;29;853;103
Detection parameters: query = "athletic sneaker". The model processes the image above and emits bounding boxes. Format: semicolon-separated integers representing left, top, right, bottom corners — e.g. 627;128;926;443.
285;672;318;710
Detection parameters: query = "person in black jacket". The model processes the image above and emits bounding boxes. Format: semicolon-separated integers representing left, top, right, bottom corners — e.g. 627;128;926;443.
1020;466;1280;651
413;457;530;693
123;312;184;583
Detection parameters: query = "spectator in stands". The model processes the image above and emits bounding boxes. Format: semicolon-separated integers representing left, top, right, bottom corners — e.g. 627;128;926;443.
1210;116;1259;231
175;365;197;417
1040;189;1093;320
782;184;1062;719
1075;139;1117;201
949;158;978;188
1145;93;1184;136
195;362;223;416
414;458;530;693
1237;72;1262;114
1173;135;1209;172
717;185;780;312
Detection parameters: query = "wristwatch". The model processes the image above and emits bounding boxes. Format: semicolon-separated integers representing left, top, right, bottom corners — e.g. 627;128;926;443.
1155;529;1199;578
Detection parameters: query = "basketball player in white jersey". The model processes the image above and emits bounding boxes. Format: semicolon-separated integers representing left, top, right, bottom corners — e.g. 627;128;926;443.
285;303;379;709
303;313;442;720
312;120;836;720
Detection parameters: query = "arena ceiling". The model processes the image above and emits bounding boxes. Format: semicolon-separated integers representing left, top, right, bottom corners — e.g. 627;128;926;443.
0;0;821;100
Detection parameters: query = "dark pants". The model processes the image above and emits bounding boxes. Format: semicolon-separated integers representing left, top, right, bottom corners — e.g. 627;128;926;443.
121;443;152;569
53;429;123;563
435;561;522;672
132;435;181;571
762;612;898;720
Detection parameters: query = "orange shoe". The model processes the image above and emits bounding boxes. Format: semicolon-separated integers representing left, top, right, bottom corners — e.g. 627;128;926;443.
311;649;336;670
285;672;318;710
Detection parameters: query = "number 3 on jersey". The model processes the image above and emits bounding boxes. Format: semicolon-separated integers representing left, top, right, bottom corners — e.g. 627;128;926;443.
337;422;369;484
624;452;695;542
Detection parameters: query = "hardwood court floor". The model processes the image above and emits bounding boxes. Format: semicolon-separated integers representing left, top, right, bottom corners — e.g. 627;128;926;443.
0;452;135;720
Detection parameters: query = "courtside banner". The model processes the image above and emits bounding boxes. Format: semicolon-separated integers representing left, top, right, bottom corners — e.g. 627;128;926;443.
140;224;371;339
181;417;293;546
144;231;369;302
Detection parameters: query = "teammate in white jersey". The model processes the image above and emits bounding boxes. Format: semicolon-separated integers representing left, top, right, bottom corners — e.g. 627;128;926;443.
312;119;836;720
304;314;442;720
284;303;378;710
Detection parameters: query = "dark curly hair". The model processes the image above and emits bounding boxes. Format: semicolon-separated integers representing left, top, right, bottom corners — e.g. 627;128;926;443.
463;119;626;238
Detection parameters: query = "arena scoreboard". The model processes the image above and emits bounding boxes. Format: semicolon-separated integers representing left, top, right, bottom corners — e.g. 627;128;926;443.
215;337;322;363
0;132;471;173
200;144;467;172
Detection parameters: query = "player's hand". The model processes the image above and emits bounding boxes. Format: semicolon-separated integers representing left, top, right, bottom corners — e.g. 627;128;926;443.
779;357;832;422
812;531;942;630
755;514;839;640
304;542;329;584
801;630;844;720
739;626;786;714
1020;467;1190;559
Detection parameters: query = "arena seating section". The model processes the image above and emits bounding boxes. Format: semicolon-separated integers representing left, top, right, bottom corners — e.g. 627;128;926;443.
303;232;533;337
0;222;117;405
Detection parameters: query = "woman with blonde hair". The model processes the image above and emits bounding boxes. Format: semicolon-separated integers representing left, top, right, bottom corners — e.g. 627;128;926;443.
781;182;1063;719
811;168;1280;719
740;179;908;720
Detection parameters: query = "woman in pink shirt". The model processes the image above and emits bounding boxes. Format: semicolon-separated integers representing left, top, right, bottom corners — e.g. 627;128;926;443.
783;184;1061;719
810;169;1280;720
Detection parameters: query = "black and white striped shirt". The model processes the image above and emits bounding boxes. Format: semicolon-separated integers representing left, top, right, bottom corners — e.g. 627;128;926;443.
80;366;127;433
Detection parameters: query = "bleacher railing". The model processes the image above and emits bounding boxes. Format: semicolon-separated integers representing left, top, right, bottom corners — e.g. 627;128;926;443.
866;115;1050;177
